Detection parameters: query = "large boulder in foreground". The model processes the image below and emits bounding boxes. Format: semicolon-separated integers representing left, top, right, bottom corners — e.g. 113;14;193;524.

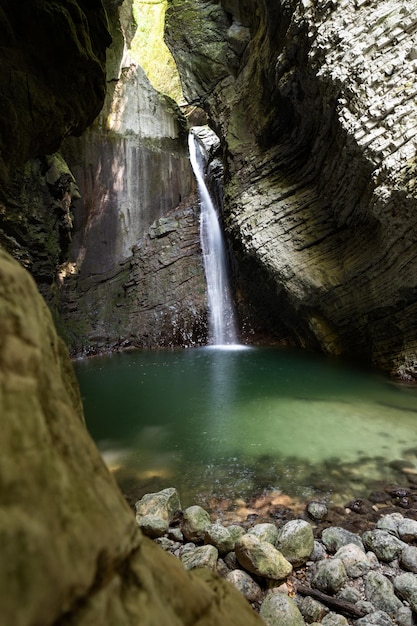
0;248;263;625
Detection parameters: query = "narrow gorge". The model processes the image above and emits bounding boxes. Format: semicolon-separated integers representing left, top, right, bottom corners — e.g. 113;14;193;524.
0;0;417;624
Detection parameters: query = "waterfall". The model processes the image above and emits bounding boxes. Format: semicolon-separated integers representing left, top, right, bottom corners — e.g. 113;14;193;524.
188;130;239;346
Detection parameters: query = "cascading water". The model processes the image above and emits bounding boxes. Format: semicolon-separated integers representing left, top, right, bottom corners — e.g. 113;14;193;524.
188;130;238;346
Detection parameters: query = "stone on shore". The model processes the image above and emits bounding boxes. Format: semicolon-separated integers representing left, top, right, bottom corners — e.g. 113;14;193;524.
181;505;211;542
311;558;348;594
248;523;279;545
364;571;403;615
321;527;364;552
181;545;219;571
226;569;263;603
400;545;417;573
235;534;293;581
276;519;314;566
204;523;235;555
362;530;406;562
334;543;370;578
260;592;304;626
135;487;181;537
393;572;417;613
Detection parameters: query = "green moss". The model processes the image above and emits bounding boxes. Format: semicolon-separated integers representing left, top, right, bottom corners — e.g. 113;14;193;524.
130;0;183;102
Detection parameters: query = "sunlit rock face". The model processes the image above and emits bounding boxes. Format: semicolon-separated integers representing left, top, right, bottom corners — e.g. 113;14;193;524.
166;0;417;378
56;2;208;355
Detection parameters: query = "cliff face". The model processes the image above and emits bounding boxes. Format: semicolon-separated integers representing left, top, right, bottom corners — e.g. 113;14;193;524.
165;0;417;379
56;42;209;353
55;2;207;355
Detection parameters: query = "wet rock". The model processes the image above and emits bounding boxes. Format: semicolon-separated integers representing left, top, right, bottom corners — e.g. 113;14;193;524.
260;592;304;626
204;523;235;555
362;530;406;562
181;505;211;542
226;570;263;603
393;572;417;612
235;534;293;581
311;558;348;594
181;545;219;571
276;519;314;566
306;501;328;521
364;571;403;615
334;543;370;578
321;527;364;553
248;523;279;545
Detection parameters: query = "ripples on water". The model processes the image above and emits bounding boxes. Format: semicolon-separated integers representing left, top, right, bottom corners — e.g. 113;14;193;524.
74;346;417;515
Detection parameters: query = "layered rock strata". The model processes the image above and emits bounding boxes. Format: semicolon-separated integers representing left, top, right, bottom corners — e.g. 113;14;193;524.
165;0;417;378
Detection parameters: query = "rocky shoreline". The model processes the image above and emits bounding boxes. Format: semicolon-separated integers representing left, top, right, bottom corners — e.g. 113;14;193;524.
134;485;417;625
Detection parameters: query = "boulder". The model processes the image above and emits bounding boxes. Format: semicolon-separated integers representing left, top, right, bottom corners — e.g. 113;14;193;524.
204;523;235;555
0;248;264;625
364;571;403;615
182;505;212;542
226;570;263;603
181;545;219;571
260;592;305;626
334;543;370;578
311;558;348;594
276;519;314;566
135;488;181;537
362;530;406;562
235;534;293;581
248;523;279;545
321;527;364;553
393;572;417;613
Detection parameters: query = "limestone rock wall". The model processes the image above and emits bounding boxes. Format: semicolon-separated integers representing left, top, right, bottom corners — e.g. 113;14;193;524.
165;0;417;378
0;247;262;626
55;2;208;355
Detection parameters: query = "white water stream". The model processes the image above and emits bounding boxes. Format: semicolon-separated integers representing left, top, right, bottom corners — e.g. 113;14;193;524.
188;131;238;345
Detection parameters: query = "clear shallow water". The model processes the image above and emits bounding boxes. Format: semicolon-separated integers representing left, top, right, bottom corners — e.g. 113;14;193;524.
75;346;417;515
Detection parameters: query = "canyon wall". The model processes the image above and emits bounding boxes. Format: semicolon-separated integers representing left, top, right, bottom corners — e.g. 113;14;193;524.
165;0;417;379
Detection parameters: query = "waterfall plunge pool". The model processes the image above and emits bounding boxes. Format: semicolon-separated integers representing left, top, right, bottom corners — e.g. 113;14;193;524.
75;346;417;519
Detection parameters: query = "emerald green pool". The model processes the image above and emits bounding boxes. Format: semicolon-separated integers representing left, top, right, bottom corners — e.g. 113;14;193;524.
75;346;417;514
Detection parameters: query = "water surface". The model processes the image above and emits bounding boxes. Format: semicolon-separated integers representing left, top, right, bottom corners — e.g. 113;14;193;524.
75;346;417;514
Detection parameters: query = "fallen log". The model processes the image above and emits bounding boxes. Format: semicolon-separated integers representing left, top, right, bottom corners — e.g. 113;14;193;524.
294;580;367;618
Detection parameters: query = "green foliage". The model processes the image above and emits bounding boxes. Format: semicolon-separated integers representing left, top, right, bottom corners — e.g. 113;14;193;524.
130;0;183;102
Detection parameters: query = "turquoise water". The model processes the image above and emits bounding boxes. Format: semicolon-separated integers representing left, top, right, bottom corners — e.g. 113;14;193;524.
75;346;417;514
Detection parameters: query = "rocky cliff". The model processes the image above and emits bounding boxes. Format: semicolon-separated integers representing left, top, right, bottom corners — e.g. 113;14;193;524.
58;55;207;354
165;0;417;379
